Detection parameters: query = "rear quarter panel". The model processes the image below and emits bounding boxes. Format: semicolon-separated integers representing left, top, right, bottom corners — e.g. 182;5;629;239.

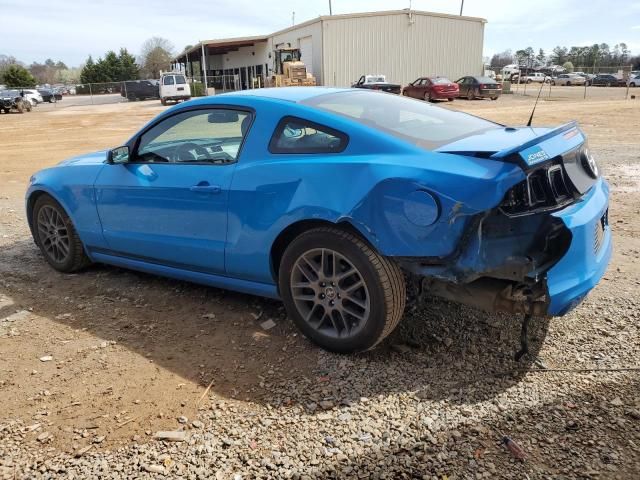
222;97;525;284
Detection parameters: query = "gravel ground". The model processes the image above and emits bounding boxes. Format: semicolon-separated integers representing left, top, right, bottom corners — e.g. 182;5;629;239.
1;94;639;479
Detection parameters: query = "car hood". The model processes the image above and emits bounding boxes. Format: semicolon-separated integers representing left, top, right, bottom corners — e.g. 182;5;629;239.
58;149;108;166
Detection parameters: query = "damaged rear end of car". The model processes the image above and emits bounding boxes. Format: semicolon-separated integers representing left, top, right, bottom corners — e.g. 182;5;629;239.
399;121;611;319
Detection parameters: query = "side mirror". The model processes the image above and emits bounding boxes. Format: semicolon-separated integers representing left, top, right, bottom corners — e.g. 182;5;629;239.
108;145;130;164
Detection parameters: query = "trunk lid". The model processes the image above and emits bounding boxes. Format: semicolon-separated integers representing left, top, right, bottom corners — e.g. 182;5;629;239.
436;122;584;169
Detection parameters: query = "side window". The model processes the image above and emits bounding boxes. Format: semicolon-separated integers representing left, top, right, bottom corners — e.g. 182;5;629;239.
135;108;252;164
269;117;348;154
163;76;175;86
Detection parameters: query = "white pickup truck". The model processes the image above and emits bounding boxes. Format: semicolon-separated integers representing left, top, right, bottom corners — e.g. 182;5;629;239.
523;72;550;84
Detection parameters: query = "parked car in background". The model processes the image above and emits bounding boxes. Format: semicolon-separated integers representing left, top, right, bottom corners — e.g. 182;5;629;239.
351;75;401;94
455;76;502;100
402;77;459;101
38;88;62;103
122;80;160;101
551;74;586;86
627;75;639;87
573;72;596;85
159;73;191;105
21;89;44;106
0;90;32;113
592;74;625;87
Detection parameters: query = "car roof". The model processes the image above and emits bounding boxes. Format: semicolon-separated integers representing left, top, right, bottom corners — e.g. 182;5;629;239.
219;87;352;103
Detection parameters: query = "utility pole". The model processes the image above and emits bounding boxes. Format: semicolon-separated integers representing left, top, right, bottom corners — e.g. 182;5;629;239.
329;0;332;15
460;0;464;15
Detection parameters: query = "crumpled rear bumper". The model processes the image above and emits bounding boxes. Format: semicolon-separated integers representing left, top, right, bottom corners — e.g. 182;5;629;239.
546;177;612;315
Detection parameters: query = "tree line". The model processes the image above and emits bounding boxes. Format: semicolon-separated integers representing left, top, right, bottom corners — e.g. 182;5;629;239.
490;42;639;71
0;36;175;88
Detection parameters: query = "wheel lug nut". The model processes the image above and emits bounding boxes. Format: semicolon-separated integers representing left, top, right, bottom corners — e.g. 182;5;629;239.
320;294;325;299
330;300;335;306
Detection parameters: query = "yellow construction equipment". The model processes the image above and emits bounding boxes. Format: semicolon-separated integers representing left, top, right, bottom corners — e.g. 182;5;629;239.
269;48;316;87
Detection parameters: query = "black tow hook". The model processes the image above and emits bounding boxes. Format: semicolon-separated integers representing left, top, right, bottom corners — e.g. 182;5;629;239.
514;313;532;361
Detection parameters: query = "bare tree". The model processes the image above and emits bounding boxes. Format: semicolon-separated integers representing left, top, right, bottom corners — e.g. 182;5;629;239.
140;37;175;78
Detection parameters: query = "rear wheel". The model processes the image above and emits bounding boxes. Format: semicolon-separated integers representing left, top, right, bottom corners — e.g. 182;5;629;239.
32;195;91;273
447;97;454;101
491;96;498;101
160;97;167;106
279;227;406;353
467;89;474;100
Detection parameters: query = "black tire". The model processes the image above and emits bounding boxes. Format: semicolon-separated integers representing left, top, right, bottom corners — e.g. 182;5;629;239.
25;101;32;112
161;97;167;106
566;81;571;86
16;102;24;113
467;89;474;100
491;96;498;101
279;227;406;353
447;97;454;101
526;79;532;84
32;195;91;273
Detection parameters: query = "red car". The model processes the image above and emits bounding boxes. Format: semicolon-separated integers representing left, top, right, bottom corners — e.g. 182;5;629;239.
402;77;459;102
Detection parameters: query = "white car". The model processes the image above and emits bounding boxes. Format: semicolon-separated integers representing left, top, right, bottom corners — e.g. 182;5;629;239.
22;89;44;106
628;75;640;87
551;74;586;86
159;73;191;105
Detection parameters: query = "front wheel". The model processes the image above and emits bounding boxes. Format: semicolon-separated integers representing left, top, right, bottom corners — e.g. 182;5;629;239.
491;96;498;101
160;97;167;106
279;227;406;353
467;90;474;100
32;195;91;272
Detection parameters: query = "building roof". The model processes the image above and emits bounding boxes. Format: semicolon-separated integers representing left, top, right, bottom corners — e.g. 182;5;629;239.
172;9;486;63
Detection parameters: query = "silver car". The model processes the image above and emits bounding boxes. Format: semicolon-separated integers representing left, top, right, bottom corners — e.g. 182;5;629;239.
552;74;587;86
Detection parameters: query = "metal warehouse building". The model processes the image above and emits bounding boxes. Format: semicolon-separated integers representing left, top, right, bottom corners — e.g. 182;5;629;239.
171;9;486;90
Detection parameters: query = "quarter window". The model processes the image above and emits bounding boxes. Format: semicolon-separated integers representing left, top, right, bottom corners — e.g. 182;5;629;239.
269;117;348;154
135;108;252;164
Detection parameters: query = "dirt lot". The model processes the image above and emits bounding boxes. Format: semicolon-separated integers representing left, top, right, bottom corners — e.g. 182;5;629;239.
0;91;639;479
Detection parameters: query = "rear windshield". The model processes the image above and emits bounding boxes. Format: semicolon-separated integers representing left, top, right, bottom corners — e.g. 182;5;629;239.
175;75;186;84
431;77;452;84
303;91;498;149
476;76;496;83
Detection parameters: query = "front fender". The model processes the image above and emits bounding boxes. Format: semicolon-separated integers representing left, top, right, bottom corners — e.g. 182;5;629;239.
26;165;107;253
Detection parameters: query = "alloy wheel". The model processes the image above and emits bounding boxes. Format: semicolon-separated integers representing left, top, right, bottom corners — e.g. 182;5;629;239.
36;205;70;263
290;248;370;339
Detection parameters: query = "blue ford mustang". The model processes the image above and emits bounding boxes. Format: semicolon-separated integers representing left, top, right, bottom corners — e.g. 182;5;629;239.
26;87;611;353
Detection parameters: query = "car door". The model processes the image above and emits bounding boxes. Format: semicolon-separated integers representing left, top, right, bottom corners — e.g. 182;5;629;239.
94;106;253;274
458;77;470;96
421;78;432;99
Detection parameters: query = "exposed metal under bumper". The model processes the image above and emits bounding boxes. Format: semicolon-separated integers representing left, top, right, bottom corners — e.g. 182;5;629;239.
418;276;549;317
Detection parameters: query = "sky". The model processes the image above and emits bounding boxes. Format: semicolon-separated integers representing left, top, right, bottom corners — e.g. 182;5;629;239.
1;0;639;66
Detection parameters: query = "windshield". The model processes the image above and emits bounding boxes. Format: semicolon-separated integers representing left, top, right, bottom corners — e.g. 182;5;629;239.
303;91;499;149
